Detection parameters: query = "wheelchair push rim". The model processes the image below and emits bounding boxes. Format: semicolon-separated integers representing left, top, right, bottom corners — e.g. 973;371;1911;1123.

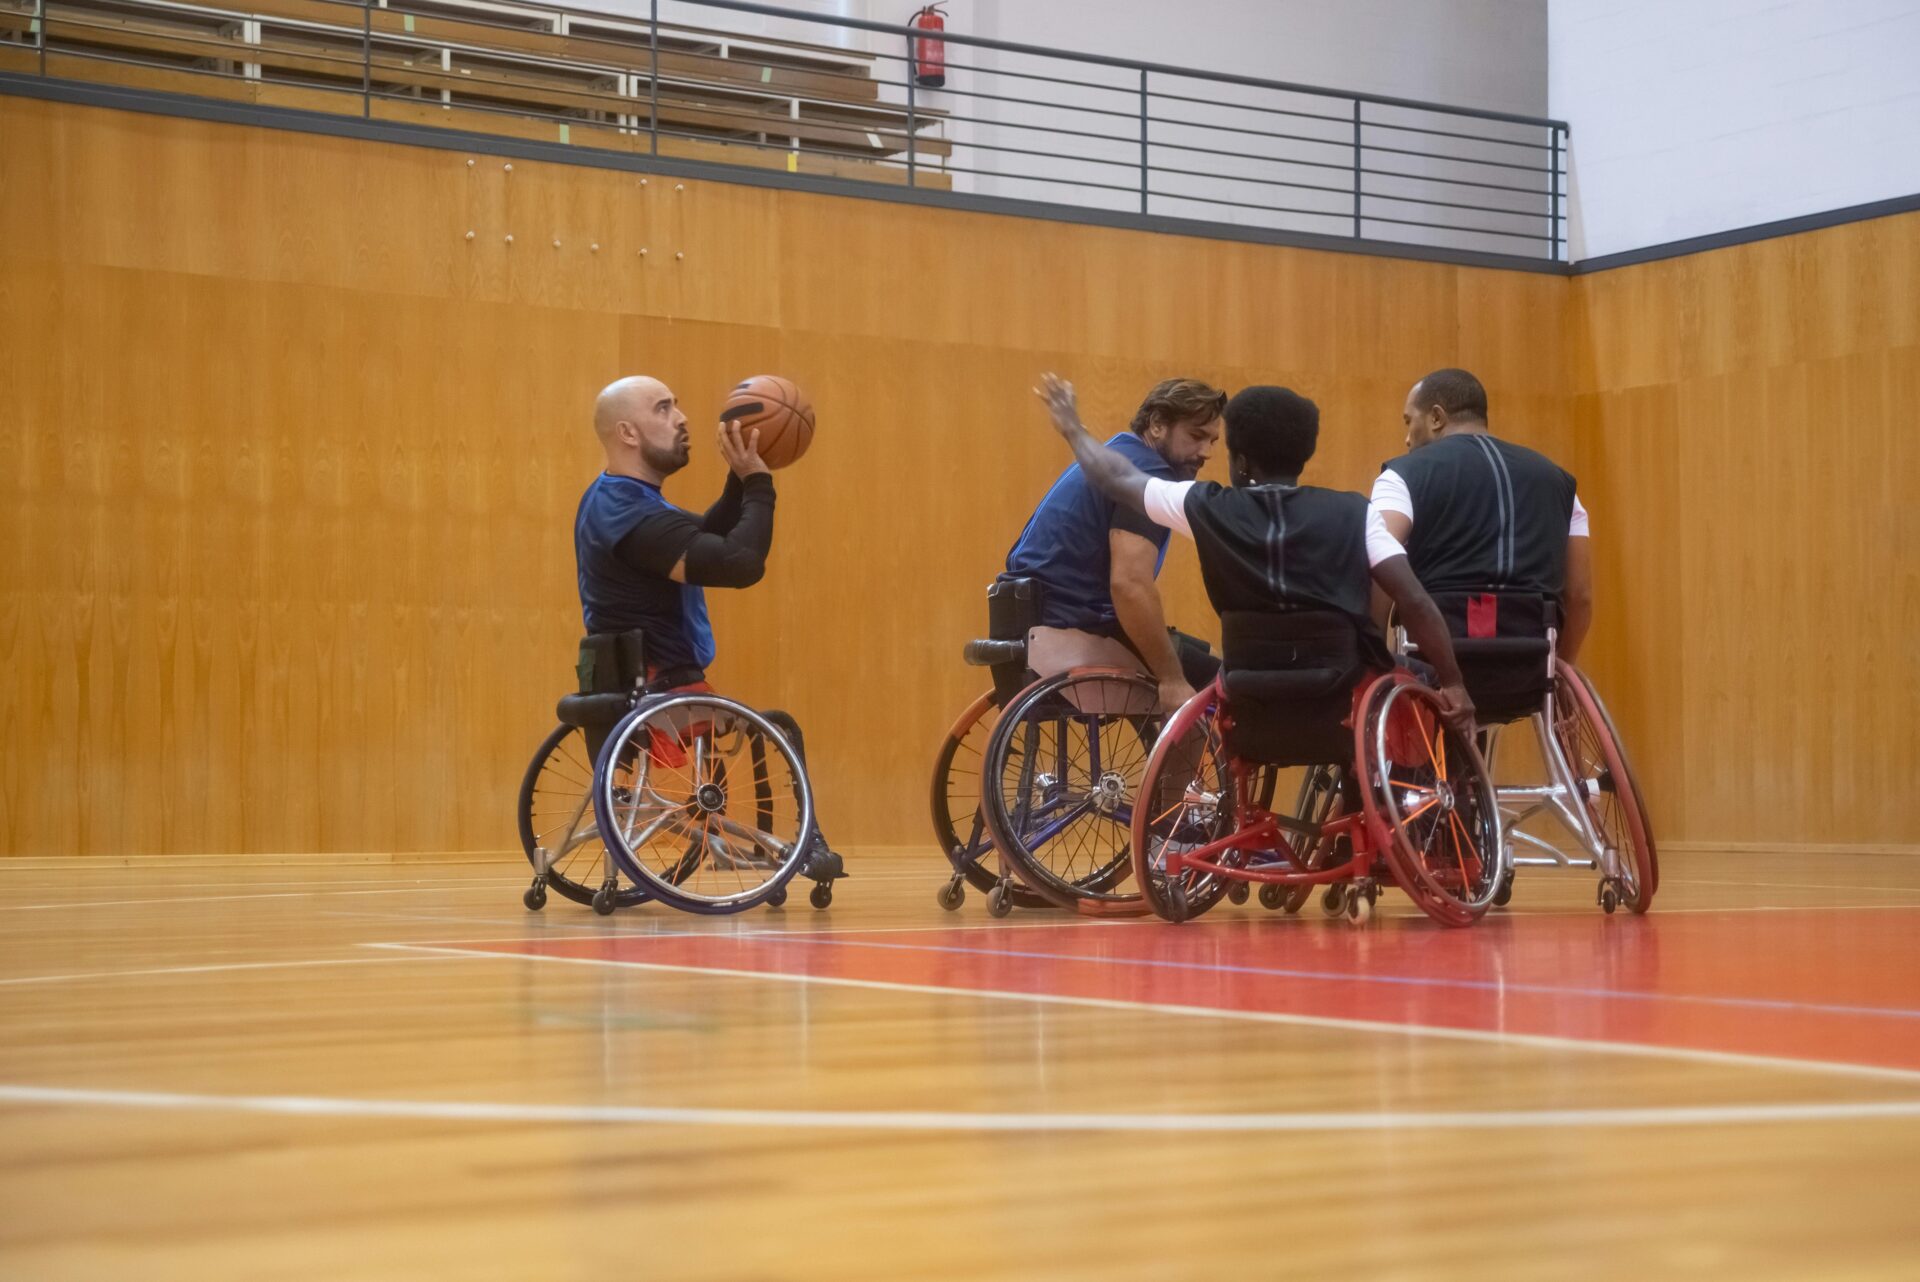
1128;679;1241;922
594;694;815;914
518;723;649;909
1554;663;1658;911
1358;671;1504;927
981;667;1162;915
929;688;1051;909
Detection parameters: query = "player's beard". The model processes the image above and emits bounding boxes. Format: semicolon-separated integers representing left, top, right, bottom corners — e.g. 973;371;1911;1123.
643;437;690;476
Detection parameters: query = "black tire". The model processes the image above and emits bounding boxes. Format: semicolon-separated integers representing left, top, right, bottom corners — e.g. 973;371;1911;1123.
931;691;1051;909
518;724;648;910
766;885;787;909
809;882;833;910
522;883;547;911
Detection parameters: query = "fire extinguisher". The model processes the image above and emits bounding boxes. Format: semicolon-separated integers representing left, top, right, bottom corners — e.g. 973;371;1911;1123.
910;4;947;88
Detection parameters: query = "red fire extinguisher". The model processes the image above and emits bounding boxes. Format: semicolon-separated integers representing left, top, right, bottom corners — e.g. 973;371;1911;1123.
910;4;947;88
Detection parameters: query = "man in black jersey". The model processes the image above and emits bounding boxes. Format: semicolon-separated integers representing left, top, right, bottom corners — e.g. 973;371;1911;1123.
1375;368;1594;663
1034;374;1474;732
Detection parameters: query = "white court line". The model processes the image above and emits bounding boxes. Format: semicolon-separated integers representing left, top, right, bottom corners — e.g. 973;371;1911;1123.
370;942;1920;1085
0;955;468;988
2;1082;1918;1132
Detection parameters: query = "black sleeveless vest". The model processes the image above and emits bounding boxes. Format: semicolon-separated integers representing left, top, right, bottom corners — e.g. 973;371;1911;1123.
1381;433;1578;601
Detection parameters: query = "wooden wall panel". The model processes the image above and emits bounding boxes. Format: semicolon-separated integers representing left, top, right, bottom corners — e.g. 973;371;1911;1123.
1571;212;1920;850
4;94;1571;856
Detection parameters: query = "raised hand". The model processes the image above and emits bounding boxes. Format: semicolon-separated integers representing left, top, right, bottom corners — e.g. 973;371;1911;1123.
716;421;771;478
1033;372;1084;438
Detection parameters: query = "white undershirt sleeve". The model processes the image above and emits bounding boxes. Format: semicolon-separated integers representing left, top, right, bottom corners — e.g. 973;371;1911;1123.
1141;478;1196;539
1570;494;1590;537
1370;469;1414;526
1364;506;1407;568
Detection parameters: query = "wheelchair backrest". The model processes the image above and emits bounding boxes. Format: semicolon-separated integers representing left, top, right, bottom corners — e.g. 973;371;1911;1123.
576;628;647;696
1429;590;1557;723
984;576;1045;702
1219;610;1365;767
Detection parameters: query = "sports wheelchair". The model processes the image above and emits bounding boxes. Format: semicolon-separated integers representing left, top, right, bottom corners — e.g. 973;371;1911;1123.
1410;591;1657;914
930;577;1168;918
1128;610;1505;928
517;628;843;916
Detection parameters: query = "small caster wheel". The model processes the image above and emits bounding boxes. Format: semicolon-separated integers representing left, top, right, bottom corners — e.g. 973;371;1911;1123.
1258;882;1287;911
1283;885;1311;915
936;878;965;911
1163;877;1190;923
766;885;787;909
523;883;547;912
986;884;1013;918
1363;880;1379;906
591;884;618;916
1493;872;1514;908
809;882;833;910
1226;880;1250;905
1599;882;1619;915
1321;884;1348;918
1347;891;1372;925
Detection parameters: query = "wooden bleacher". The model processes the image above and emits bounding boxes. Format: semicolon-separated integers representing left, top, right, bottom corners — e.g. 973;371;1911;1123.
0;0;952;188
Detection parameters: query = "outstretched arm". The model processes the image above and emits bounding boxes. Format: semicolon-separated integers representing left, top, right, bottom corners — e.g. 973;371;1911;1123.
1034;373;1152;515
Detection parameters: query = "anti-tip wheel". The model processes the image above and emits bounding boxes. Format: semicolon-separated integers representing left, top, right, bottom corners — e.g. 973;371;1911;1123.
765;885;787;909
522;884;547;912
1599;882;1619;915
1321;884;1348;918
591;884;618;916
1258;882;1287;911
1226;881;1250;906
936;879;965;911
1347;891;1373;925
1493;872;1515;908
986;884;1013;918
809;882;833;910
1163;877;1191;924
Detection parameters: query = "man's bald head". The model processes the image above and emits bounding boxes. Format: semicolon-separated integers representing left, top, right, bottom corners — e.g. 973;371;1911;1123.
593;374;690;480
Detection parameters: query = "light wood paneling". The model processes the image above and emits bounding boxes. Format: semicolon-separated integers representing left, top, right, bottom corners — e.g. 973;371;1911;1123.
1571;211;1920;848
6;92;1561;855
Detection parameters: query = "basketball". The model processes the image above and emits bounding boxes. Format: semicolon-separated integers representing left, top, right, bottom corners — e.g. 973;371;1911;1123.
720;374;815;469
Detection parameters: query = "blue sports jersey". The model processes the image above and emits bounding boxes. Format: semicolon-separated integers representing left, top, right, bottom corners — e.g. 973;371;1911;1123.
574;473;716;671
1003;432;1173;630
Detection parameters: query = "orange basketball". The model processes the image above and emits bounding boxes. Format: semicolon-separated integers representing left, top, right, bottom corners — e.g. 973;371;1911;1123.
719;374;815;469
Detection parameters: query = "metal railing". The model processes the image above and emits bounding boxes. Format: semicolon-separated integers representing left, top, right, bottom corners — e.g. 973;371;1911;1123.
1;0;1570;262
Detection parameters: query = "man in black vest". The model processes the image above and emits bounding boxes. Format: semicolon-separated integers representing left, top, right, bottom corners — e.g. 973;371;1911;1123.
1033;374;1474;732
1373;368;1593;662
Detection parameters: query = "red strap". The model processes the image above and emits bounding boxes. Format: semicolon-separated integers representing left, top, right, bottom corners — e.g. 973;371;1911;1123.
1467;593;1499;639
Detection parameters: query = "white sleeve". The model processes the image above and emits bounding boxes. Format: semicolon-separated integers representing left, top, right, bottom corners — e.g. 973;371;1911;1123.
1364;505;1407;568
1370;469;1414;524
1141;478;1195;539
1570;494;1590;537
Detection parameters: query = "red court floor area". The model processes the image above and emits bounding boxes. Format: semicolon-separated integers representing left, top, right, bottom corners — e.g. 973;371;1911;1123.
451;906;1920;1076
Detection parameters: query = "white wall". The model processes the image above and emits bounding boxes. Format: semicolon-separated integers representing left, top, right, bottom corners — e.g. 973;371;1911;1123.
1550;0;1920;261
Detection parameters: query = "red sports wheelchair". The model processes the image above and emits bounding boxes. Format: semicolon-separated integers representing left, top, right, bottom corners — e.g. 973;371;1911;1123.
1129;610;1505;928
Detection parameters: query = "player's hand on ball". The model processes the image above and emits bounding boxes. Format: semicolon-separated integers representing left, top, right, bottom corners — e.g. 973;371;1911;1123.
1034;373;1083;437
718;421;771;478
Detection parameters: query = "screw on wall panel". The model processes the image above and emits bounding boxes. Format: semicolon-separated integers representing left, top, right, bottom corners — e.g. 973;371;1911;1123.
553;239;561;248
639;247;648;256
639;177;648;186
505;234;514;245
466;158;475;167
674;183;685;192
675;251;684;260
465;230;475;240
504;163;514;172
590;243;599;252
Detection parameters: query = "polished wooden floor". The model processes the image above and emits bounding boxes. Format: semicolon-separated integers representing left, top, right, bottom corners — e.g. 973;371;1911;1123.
5;852;1920;1280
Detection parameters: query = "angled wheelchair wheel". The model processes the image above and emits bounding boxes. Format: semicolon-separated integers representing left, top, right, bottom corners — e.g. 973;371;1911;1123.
1554;664;1658;912
518;724;649;910
594;695;814;915
930;689;1050;911
1357;673;1503;927
1129;683;1237;922
982;668;1162;915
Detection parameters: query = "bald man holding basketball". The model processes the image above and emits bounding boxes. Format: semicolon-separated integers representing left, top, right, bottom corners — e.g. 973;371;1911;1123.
575;374;843;879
